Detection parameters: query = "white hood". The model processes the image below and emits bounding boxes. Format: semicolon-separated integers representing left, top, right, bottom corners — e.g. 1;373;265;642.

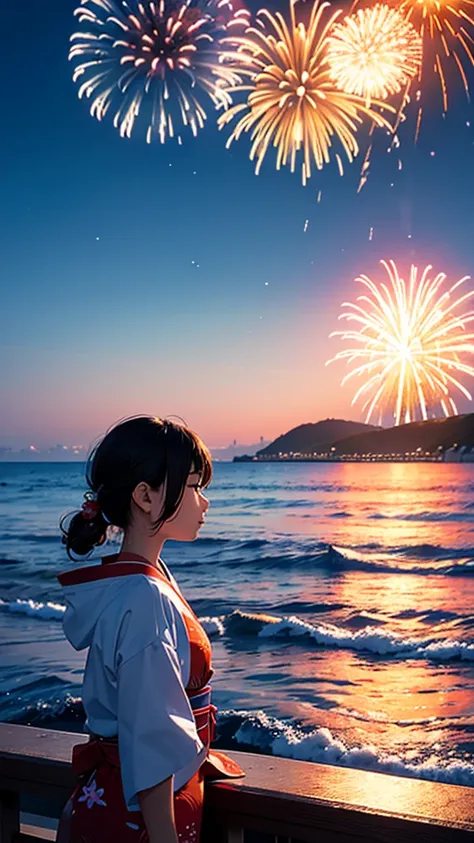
60;577;132;651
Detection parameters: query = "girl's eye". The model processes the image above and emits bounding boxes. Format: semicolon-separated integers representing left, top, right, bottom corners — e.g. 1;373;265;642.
190;483;202;491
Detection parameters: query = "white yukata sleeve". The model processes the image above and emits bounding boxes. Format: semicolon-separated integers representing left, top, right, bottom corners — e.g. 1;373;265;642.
116;581;206;812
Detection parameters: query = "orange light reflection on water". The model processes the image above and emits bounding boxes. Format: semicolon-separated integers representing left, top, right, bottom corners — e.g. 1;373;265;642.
276;462;474;553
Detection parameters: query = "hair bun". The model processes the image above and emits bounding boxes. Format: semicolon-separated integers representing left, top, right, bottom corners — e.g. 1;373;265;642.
60;507;109;560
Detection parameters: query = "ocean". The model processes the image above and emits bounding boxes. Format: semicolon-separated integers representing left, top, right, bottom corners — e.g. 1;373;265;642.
1;460;474;788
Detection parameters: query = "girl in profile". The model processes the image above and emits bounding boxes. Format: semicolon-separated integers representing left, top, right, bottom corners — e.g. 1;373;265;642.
56;416;243;843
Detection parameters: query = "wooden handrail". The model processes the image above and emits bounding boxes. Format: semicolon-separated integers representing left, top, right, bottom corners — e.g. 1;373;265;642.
0;723;473;842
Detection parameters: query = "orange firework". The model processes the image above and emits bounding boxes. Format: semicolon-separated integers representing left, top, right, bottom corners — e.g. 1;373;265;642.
326;5;422;105
399;0;474;113
327;260;474;426
217;0;394;184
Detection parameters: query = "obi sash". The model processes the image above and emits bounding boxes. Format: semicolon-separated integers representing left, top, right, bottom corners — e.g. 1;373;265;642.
71;682;217;779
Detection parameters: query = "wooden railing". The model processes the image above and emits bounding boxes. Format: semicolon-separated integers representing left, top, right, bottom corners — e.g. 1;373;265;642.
0;723;473;842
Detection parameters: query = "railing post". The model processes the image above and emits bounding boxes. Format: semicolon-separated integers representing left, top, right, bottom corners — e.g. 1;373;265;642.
226;830;244;843
0;790;20;843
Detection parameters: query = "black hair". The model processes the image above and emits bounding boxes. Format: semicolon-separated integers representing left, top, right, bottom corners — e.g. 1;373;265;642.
60;416;212;560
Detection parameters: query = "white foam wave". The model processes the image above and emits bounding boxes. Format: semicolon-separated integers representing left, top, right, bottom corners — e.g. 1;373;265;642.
199;616;225;637
230;709;474;787
0;597;226;634
256;614;474;661
331;545;474;576
0;598;66;621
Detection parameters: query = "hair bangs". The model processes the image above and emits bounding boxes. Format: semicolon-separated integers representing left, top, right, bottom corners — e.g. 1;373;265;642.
189;432;213;488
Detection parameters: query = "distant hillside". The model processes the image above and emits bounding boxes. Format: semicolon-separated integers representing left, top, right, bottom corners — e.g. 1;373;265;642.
334;413;474;455
257;419;379;457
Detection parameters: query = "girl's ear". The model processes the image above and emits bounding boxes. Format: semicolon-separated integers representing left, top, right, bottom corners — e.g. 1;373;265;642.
131;482;153;514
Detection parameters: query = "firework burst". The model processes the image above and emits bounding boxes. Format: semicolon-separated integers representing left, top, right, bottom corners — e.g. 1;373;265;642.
398;0;474;113
326;5;422;105
69;0;248;143
327;260;474;426
217;0;394;184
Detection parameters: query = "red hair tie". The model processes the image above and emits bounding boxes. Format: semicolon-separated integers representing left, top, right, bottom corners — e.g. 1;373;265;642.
82;499;101;521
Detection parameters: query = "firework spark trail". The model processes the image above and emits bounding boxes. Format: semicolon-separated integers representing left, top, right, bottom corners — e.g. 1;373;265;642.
69;0;249;142
217;0;395;184
350;0;474;128
399;0;474;114
341;0;474;178
326;5;422;105
326;261;474;426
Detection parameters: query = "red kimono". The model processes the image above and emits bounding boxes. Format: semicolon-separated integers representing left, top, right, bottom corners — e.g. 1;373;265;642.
56;555;244;843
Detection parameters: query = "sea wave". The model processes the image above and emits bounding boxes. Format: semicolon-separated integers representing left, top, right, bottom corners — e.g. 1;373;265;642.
195;541;474;575
0;598;66;620
0;683;85;730
218;709;474;788
214;480;474;496
330;545;474;575
201;540;474;575
5;597;472;664
0;532;60;544
5;689;472;788
216;496;316;510
2;528;473;578
368;510;474;523
223;610;474;662
212;482;355;494
199;616;226;637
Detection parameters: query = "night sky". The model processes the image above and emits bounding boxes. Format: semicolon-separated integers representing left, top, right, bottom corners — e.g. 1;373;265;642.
2;0;474;450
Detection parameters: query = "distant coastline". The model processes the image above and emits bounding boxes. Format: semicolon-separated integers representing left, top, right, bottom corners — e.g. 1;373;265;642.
234;453;447;463
234;414;474;464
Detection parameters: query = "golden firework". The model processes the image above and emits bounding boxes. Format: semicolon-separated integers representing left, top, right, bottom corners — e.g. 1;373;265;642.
217;0;394;184
327;260;474;426
69;0;248;143
399;0;474;111
326;5;422;105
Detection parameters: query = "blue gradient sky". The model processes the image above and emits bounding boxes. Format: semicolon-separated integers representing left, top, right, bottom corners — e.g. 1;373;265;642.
2;0;474;449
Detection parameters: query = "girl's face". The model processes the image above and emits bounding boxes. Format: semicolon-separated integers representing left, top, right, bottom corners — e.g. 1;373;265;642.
158;470;210;542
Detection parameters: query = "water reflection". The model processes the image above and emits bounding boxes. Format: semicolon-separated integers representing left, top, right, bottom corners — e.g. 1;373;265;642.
272;462;474;551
